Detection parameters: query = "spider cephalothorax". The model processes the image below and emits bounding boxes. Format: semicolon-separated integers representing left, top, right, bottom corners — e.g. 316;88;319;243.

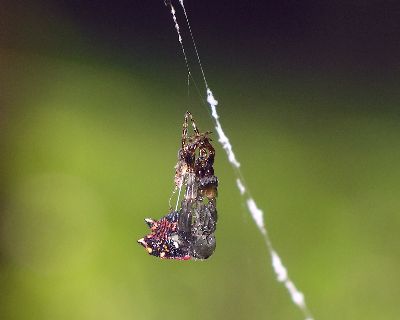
138;111;218;260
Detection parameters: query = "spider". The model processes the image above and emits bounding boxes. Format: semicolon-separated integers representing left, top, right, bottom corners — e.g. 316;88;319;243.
138;112;218;260
174;111;218;201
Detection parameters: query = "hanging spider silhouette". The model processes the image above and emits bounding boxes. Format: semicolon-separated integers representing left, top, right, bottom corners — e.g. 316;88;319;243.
138;112;218;260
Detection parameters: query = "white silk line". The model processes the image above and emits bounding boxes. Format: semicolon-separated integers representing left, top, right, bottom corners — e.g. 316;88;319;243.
206;86;314;320
206;89;241;168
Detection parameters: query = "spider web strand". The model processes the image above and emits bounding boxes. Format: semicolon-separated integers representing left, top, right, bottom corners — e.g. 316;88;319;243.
178;0;208;88
167;2;205;104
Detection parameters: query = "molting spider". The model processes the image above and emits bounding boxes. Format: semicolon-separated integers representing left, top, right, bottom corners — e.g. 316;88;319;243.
138;111;218;260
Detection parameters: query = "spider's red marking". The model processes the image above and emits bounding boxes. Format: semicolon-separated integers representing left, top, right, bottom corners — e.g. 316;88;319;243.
138;211;190;260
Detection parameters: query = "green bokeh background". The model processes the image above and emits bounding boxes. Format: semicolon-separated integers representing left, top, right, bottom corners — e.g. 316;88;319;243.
1;1;399;319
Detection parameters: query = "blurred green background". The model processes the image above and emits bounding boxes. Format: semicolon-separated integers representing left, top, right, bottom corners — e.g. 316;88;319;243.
1;1;400;319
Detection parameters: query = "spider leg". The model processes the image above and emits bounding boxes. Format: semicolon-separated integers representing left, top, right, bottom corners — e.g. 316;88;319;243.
175;183;182;211
187;111;200;136
182;111;200;149
182;112;190;149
